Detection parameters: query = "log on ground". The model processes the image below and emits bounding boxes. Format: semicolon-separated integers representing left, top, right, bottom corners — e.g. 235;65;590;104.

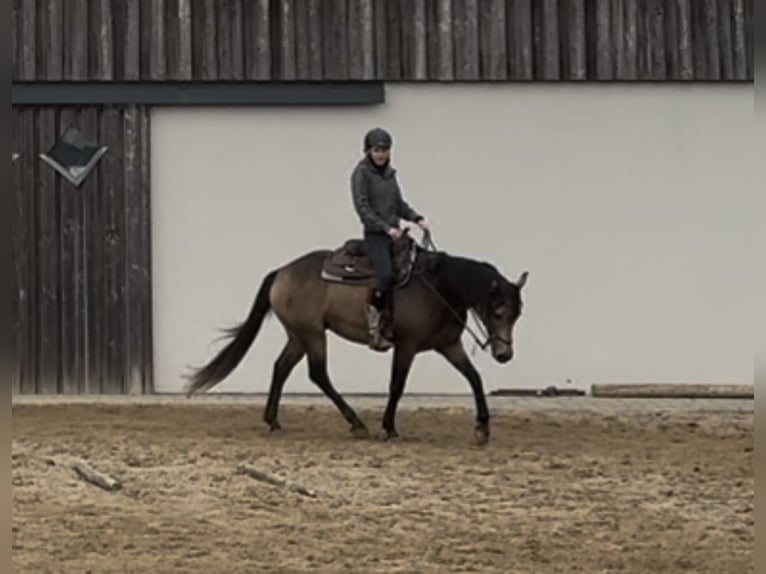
236;464;317;498
590;384;754;399
72;459;122;491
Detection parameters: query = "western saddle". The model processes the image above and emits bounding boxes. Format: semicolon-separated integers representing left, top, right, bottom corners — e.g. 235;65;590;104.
320;229;419;288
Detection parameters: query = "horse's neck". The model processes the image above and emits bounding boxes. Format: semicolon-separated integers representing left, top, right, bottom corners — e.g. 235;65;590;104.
432;253;492;311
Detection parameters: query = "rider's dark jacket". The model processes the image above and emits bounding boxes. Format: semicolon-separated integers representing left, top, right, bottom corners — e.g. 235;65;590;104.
351;155;422;234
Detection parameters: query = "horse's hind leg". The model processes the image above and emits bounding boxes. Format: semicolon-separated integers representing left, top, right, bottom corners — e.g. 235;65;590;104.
263;335;305;431
302;331;369;438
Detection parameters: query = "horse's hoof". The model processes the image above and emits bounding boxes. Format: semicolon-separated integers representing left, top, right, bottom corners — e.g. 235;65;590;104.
351;425;370;439
267;421;282;432
474;426;490;446
380;428;399;442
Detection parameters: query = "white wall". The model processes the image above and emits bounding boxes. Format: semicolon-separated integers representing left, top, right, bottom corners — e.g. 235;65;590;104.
150;83;758;395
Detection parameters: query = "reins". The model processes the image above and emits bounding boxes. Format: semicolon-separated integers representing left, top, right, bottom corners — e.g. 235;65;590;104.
416;230;497;356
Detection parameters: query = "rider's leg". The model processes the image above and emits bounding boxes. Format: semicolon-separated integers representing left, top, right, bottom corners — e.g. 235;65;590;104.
363;231;394;349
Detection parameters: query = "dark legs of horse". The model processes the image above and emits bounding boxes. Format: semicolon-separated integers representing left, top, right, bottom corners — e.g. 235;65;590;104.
438;342;491;445
303;332;370;438
382;345;417;439
263;336;305;431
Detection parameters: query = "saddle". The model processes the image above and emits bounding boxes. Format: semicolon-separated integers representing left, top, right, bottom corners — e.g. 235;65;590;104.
320;230;419;288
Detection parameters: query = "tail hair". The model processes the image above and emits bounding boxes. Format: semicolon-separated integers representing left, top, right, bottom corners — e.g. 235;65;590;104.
183;269;278;397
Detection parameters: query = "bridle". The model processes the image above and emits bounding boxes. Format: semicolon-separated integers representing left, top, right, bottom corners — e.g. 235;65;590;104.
417;230;513;355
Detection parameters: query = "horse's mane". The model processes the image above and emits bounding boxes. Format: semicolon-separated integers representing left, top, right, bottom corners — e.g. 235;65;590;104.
425;250;512;312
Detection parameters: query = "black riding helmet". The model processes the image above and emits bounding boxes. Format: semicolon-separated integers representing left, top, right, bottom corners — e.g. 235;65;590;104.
363;127;393;151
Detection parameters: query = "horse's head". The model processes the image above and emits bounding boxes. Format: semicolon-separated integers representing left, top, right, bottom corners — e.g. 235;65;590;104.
483;270;528;363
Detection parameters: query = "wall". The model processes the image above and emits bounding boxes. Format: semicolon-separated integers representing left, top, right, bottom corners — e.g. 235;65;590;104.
11;105;153;395
151;82;757;395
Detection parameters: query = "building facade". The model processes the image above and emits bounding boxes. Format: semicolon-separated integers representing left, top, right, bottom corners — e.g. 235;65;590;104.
12;0;756;395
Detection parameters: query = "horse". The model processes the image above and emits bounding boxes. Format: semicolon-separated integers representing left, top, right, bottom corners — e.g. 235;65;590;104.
183;229;528;445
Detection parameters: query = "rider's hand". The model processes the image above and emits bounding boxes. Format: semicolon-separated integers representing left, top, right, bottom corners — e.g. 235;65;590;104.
388;227;402;239
416;217;430;231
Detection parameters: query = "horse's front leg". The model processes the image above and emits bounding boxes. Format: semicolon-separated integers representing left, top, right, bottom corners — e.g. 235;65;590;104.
437;341;490;445
381;344;417;440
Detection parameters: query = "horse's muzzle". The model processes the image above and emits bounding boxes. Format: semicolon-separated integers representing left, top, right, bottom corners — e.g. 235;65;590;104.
493;348;514;363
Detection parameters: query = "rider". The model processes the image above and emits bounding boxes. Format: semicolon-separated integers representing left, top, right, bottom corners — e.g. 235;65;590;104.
350;127;430;350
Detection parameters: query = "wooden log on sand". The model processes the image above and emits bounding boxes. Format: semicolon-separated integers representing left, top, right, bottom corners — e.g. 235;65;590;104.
72;459;122;491
236;464;317;498
489;387;586;397
590;384;754;399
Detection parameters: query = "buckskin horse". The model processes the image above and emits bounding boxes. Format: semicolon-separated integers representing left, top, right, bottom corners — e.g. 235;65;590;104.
183;229;528;445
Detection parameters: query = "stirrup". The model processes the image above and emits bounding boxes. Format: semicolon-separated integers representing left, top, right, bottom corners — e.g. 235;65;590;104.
365;305;393;351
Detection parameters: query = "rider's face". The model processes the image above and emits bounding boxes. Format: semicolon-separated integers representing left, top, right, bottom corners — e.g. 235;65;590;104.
369;146;391;166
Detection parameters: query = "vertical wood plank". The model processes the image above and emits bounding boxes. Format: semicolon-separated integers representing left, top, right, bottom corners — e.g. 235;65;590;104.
201;0;217;79
140;107;154;393
691;0;707;78
648;0;666;79
150;0;167;78
246;0;271;79
95;0;114;79
177;0;193;79
622;0;638;78
323;0;349;79
100;107;126;394
82;111;103;394
36;109;61;394
483;0;507;79
57;108;85;395
307;0;323;78
507;0;532;79
12;0;19;80
360;0;375;79
412;0;427;79
702;0;720;79
24;109;39;393
230;0;245;79
11;110;25;393
425;0;439;78
611;0;624;77
351;0;366;79
435;0;453;79
731;0;747;79
676;0;693;78
68;0;89;79
13;109;34;392
45;0;64;80
217;0;233;79
385;0;402;79
663;0;679;78
453;0;480;79
124;106;143;394
374;0;387;78
20;0;36;80
594;0;613;79
294;0;311;78
716;0;734;79
124;0;141;79
540;0;559;79
278;0;296;79
567;0;586;79
349;0;374;79
744;0;751;78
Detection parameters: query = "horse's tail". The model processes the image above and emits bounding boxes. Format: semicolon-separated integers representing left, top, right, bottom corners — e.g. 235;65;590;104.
183;269;278;397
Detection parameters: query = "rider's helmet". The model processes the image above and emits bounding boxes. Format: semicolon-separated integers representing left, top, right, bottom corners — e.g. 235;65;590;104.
363;127;393;151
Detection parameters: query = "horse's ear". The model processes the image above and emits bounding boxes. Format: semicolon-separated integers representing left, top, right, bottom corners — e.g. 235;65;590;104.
516;271;529;290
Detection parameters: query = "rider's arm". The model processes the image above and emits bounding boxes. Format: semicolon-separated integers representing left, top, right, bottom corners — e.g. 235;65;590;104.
394;180;422;223
351;167;390;232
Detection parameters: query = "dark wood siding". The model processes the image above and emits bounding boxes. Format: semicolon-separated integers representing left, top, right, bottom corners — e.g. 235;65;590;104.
12;0;754;82
11;106;153;395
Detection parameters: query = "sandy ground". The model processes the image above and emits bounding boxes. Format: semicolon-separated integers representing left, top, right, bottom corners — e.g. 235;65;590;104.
12;396;753;573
